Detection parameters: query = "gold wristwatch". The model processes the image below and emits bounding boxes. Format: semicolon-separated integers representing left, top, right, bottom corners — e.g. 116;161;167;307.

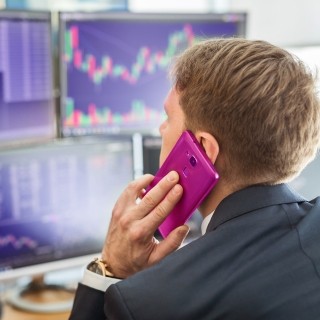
87;258;115;277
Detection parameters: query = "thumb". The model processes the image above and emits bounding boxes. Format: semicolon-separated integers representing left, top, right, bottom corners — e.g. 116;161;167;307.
166;225;190;249
150;225;190;264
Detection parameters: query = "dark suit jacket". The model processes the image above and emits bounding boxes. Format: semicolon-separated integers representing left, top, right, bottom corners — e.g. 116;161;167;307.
69;184;320;320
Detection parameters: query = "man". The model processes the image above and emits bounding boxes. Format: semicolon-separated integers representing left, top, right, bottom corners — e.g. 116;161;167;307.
69;38;320;319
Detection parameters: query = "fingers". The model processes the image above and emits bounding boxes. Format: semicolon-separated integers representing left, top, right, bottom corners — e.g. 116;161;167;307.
150;225;190;264
103;171;189;277
113;174;154;212
112;171;182;234
143;183;183;234
139;171;180;216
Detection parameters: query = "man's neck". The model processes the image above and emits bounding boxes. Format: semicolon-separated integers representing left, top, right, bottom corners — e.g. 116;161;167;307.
198;180;241;218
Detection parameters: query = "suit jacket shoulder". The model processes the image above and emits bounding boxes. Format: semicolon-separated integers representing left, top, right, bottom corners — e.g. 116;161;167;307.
104;184;320;320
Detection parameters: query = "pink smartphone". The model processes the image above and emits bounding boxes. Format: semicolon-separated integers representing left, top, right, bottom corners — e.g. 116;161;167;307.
146;130;219;238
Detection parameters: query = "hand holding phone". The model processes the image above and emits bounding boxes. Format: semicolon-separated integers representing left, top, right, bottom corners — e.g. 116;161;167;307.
146;131;219;238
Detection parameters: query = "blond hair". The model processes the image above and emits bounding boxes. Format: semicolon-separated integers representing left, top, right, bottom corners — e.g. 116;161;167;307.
171;39;320;184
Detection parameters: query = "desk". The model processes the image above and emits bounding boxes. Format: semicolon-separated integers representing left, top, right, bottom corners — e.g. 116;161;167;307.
1;279;76;320
0;267;84;319
2;303;70;320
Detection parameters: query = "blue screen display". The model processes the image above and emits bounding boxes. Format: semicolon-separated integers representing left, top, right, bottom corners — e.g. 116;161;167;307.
59;12;246;136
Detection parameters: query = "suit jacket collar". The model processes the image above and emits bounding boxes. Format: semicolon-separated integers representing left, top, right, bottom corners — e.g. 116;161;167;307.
206;183;306;233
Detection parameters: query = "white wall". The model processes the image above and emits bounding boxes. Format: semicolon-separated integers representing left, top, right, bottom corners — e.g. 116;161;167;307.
229;0;320;47
129;0;320;47
129;0;210;13
26;0;119;11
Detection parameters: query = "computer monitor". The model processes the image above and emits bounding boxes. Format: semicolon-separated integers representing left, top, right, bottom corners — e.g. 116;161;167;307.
0;136;133;311
0;10;56;148
59;11;246;137
142;135;162;175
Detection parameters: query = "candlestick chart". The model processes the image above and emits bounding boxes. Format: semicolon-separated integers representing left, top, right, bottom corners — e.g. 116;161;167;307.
60;18;240;136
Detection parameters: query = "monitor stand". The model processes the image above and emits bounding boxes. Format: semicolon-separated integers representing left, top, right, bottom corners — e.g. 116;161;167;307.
7;274;75;313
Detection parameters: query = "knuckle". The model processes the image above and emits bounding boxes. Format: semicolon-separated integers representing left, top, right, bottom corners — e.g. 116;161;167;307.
128;225;146;242
118;214;131;229
111;204;122;220
127;180;138;192
157;178;170;192
153;204;168;221
143;193;158;209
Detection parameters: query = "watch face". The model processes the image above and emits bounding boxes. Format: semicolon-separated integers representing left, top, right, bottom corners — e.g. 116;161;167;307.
87;259;115;277
88;261;104;276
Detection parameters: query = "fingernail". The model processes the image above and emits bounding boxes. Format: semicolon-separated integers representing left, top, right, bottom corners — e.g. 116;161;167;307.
167;171;178;182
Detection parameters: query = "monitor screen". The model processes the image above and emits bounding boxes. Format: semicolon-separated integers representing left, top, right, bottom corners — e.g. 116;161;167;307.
0;10;56;148
0;136;133;281
59;12;246;137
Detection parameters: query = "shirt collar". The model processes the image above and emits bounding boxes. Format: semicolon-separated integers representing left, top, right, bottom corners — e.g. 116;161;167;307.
201;212;214;235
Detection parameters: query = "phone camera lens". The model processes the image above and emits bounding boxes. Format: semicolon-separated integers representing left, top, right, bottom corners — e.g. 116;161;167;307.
190;156;197;167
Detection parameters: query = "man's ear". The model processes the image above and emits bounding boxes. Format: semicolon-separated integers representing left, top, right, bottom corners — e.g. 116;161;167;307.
195;131;219;164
